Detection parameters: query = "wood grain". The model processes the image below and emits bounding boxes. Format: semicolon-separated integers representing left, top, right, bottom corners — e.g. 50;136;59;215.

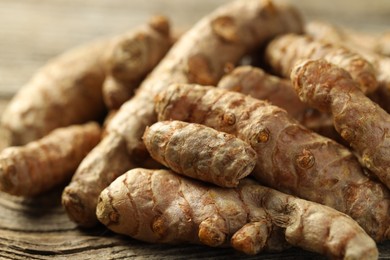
0;0;390;259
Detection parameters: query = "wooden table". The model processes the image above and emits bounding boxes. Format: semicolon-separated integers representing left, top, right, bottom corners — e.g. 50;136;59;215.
0;0;390;259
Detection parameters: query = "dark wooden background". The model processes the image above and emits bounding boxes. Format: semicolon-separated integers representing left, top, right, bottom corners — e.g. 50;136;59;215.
0;0;389;259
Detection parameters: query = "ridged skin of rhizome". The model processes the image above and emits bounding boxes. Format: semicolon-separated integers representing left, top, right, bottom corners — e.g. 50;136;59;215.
62;0;304;228
155;83;390;242
97;168;378;259
291;59;390;197
143;120;257;187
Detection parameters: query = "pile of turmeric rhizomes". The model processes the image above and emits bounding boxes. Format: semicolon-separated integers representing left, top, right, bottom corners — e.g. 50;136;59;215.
1;0;390;259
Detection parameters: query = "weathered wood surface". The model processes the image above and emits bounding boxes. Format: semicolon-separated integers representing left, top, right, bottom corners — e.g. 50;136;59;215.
0;0;390;259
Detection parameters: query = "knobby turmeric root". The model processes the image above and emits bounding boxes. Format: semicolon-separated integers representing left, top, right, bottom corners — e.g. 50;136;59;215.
61;16;172;228
306;20;390;58
143;120;257;187
103;15;172;109
107;0;303;163
62;132;135;227
102;76;136;111
1;40;109;146
217;65;341;142
96;168;378;259
0;16;172;146
217;65;307;120
291;59;390;192
66;0;303;227
265;33;378;94
155;83;390;241
0;122;101;196
304;20;390;114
